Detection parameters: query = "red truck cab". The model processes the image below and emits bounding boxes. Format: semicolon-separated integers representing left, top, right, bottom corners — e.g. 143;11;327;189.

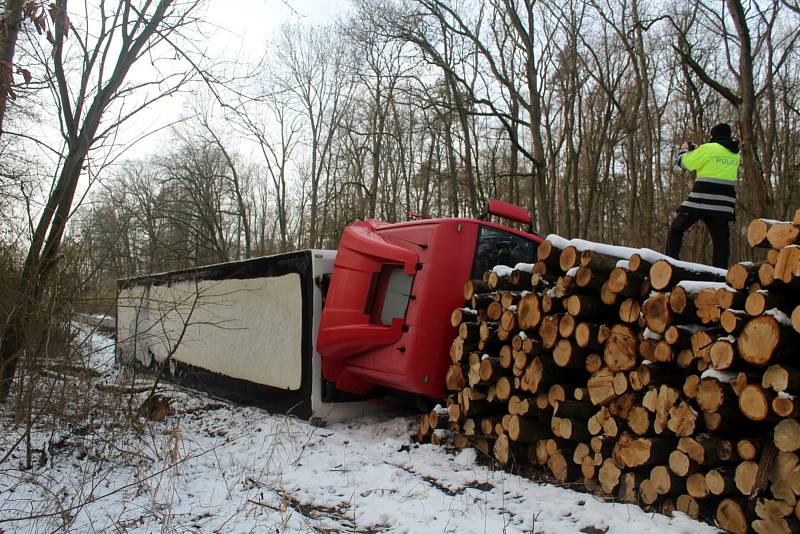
317;201;542;400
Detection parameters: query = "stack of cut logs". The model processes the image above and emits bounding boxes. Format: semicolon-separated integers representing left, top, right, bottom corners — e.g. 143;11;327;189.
417;213;800;534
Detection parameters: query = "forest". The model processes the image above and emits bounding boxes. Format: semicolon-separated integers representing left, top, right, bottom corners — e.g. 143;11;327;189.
0;0;798;417
0;3;799;531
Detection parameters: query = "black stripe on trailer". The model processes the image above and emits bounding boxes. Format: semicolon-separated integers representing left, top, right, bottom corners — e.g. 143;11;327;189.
116;251;315;420
166;357;313;418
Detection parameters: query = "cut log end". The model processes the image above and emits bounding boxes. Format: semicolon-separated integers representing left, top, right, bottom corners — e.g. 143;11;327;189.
748;219;771;249
739;384;771;421
726;263;752;290
774;418;800;452
717;498;749;534
603;324;638;372
559;245;579;271
737;316;780;366
649;260;673;291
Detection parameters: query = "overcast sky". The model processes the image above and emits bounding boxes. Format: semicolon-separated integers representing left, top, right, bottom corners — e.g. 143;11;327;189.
120;0;353;158
206;0;351;55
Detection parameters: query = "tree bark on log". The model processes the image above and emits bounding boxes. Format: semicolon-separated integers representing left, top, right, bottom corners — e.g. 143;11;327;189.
575;267;606;290
537;239;564;270
459;321;482;341
717;288;747;310
608;267;647;296
767;222;800;249
727;262;760;290
580;249;629;273
628;253;651;275
679;435;734;464
566;294;613;320
464;279;492;300
649;259;726;291
748;219;778;249
669;285;698;316
551;415;591;441
745;290;790;317
451;307;478;327
507;415;549;443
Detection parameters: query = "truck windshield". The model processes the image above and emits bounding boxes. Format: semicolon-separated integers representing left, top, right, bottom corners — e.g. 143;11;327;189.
470;226;537;279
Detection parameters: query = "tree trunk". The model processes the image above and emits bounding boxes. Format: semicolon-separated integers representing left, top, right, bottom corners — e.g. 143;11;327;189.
1;0;180;401
0;0;24;137
726;0;771;218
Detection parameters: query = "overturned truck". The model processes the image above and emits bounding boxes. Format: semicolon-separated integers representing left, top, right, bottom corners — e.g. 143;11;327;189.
116;201;542;423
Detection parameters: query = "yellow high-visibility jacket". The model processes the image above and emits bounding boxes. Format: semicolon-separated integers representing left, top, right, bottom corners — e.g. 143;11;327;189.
676;142;740;221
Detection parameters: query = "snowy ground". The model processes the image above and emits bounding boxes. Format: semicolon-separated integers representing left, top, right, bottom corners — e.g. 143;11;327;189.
0;328;720;533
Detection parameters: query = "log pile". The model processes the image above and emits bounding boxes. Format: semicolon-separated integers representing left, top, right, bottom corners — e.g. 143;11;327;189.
417;220;800;534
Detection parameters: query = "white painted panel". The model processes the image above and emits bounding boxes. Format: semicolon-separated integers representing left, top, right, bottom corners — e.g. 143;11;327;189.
117;284;156;366
118;274;303;389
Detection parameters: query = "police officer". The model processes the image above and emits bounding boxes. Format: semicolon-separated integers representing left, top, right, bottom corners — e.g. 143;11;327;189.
666;123;741;269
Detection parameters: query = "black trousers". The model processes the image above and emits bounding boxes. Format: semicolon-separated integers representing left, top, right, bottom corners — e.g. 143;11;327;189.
666;210;730;269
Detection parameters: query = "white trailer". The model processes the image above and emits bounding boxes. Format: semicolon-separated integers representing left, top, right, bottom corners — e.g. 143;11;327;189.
116;250;373;423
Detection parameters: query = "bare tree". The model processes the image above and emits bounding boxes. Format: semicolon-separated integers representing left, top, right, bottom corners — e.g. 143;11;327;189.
196;107;253;259
32;0;800;317
274;23;351;248
362;0;561;228
0;0;45;136
0;0;205;402
343;8;407;219
159;134;236;264
671;0;800;219
236;92;301;253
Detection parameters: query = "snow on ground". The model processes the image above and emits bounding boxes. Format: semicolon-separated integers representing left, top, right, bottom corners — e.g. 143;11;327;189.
0;329;720;533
